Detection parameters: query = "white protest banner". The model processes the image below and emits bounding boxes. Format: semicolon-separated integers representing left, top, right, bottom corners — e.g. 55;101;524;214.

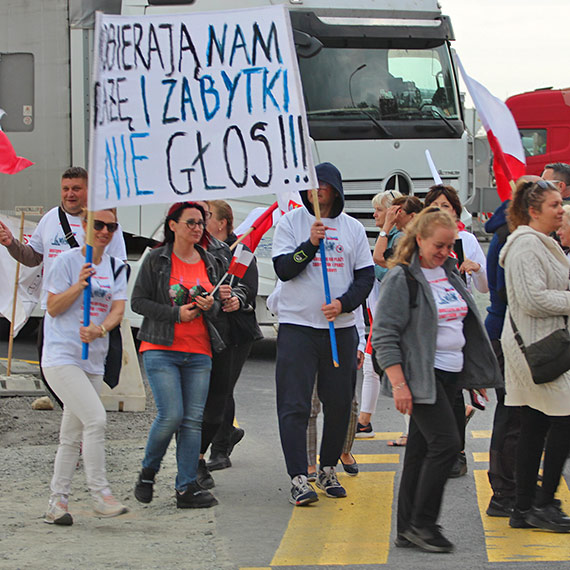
88;6;317;211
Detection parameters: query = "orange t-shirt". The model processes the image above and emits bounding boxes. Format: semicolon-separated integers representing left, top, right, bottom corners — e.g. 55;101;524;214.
140;253;213;357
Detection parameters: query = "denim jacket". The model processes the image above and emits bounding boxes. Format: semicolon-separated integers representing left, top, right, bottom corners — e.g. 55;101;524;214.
131;242;226;353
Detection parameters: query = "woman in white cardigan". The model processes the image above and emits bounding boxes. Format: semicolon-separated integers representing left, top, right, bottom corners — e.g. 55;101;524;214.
501;178;570;532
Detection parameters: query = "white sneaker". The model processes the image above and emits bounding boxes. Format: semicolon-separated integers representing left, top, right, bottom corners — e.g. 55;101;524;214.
93;492;129;518
44;495;73;526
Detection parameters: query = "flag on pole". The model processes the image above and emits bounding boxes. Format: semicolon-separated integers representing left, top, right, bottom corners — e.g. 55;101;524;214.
0;129;34;175
455;55;525;201
228;244;254;279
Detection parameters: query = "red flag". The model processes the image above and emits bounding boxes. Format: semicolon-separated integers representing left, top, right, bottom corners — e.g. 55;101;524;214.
228;244;254;279
455;56;525;201
0;130;34;174
235;202;279;252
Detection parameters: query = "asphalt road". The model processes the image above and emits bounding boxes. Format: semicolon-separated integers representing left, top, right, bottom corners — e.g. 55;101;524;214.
2;325;570;569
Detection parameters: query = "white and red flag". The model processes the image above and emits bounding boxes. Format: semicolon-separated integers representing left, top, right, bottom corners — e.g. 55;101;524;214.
0;127;34;175
455;56;526;201
234;191;303;252
228;244;254;279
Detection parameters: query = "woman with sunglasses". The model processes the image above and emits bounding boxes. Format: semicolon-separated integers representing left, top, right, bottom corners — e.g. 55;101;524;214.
501;179;570;532
132;201;225;509
42;209;128;525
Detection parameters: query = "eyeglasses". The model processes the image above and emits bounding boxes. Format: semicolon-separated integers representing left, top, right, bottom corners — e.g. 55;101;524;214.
183;219;206;229
93;220;119;233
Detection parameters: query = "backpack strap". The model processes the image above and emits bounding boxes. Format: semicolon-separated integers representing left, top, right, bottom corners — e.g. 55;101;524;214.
398;263;418;309
58;207;79;249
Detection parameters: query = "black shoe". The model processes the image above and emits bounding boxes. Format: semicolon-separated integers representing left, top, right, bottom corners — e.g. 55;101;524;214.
197;459;215;490
448;453;467;479
394;534;415;548
401;524;454;553
509;507;535;528
228;428;245;456
206;451;232;472
176;482;218;509
340;454;359;477
134;467;156;504
486;495;514;517
526;502;570;532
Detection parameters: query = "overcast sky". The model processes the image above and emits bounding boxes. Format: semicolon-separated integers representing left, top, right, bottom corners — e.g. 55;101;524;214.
441;0;569;101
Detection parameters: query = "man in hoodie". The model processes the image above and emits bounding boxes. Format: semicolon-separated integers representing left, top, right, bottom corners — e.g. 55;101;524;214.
484;174;540;517
272;162;374;506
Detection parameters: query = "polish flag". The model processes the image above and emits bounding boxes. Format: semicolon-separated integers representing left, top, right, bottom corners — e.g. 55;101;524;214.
228;244;254;279
455;56;525;201
0;128;34;175
234;191;303;252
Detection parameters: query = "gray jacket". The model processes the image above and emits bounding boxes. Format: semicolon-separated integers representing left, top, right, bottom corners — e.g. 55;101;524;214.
131;242;225;353
371;253;502;404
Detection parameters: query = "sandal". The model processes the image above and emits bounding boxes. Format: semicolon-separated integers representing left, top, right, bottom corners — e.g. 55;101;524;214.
465;405;475;426
387;434;408;447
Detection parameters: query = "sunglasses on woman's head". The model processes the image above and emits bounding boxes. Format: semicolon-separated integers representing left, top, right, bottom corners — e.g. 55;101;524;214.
93;220;119;233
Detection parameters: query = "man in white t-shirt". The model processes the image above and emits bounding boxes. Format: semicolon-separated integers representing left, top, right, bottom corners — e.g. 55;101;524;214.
272;162;374;506
0;166;127;405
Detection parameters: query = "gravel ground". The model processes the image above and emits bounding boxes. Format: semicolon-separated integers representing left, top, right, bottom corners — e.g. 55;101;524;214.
0;395;234;570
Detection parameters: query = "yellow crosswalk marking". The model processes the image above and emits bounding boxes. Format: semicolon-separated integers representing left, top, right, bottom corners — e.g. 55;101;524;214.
473;452;489;463
474;470;570;562
358;432;403;441
353;453;400;464
471;430;492;438
271;472;394;566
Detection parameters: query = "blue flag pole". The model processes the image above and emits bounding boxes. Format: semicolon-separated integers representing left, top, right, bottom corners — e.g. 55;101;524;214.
311;189;340;368
82;210;94;360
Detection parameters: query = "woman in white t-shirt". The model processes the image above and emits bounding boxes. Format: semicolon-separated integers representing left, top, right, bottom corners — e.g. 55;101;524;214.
372;208;501;552
42;209;128;526
424;184;489;476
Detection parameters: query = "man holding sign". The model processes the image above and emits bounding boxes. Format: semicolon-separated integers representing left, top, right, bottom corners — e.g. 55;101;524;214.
272;162;374;506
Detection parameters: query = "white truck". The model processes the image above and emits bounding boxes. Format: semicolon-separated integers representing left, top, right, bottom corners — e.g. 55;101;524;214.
0;0;473;335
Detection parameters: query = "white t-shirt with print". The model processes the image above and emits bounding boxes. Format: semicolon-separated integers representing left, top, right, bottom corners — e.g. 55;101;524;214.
272;207;373;329
29;206;127;308
421;265;468;372
41;248;128;375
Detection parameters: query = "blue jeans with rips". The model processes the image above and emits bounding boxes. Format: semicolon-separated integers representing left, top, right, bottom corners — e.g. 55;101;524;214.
142;350;212;492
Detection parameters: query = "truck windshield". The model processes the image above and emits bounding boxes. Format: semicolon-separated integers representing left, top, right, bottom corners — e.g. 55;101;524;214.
299;45;460;139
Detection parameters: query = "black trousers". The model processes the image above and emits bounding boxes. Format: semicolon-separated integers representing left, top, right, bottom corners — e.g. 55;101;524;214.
210;341;254;455
276;324;358;478
397;369;462;533
488;339;520;498
37;316;63;408
200;342;254;455
515;406;570;510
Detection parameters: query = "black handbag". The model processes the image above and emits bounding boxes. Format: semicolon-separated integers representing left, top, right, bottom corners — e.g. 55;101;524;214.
509;314;570;384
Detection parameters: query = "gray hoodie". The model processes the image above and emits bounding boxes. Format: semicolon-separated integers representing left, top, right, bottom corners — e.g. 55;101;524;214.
371;252;502;404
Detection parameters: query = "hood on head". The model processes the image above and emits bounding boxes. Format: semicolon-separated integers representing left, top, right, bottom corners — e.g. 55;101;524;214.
300;162;345;218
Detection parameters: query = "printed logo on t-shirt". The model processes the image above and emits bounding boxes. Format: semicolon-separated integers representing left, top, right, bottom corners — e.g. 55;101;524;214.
429;277;468;321
311;228;346;273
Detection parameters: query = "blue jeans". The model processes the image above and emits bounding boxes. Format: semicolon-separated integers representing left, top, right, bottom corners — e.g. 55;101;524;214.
142;350;212;492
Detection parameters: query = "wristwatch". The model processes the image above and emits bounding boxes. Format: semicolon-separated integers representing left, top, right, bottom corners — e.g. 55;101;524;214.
379;230;388;238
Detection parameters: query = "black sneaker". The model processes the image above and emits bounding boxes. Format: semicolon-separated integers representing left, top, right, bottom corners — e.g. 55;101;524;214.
176;482;218;509
448;453;467;478
509;507;535;528
134;467;156;504
290;475;319;506
206;451;232;472
401;524;454;553
228;428;245;456
316;466;347;498
394;534;414;548
487;495;514;517
526;502;570;532
197;459;215;490
355;422;375;439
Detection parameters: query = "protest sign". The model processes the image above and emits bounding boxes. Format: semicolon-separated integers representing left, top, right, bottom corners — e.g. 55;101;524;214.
88;5;317;211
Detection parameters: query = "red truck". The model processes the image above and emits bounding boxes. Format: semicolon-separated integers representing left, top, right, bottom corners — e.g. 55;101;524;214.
506;87;570;176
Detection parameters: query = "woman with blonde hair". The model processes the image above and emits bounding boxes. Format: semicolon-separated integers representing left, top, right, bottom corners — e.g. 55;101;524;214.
372;208;501;552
